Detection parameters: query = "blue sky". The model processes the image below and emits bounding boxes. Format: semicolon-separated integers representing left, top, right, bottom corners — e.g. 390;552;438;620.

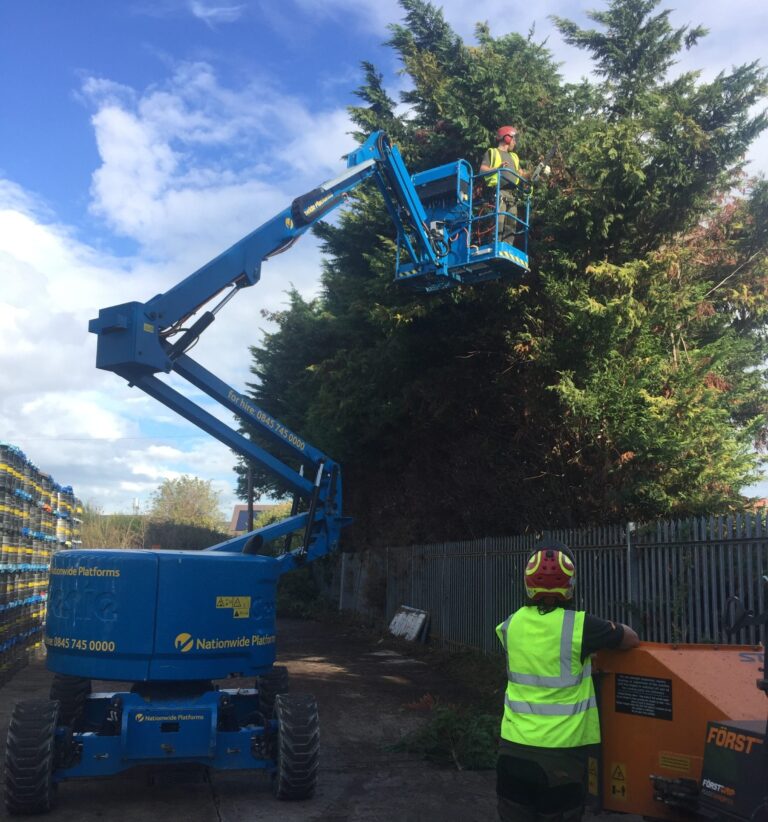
1;0;767;522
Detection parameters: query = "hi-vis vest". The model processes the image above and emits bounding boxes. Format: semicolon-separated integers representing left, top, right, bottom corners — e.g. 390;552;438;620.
496;607;600;748
485;147;520;188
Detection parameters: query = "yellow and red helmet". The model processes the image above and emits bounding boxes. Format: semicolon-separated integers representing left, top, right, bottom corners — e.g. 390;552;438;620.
524;543;575;602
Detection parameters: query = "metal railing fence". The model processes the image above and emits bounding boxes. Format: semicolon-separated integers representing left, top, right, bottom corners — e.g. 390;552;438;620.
382;515;768;653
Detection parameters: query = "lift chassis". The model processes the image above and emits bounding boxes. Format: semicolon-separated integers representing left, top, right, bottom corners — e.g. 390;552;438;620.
4;131;532;813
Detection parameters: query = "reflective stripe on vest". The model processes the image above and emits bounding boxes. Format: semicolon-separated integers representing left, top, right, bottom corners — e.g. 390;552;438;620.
504;694;598;715
497;613;512;652
496;607;600;747
506;610;592;688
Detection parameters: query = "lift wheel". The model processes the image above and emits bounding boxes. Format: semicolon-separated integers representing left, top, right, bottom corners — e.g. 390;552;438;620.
49;675;91;730
4;700;59;815
257;665;290;718
272;693;320;800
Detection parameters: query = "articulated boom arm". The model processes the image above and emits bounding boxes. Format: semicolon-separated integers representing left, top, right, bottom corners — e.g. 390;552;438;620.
89;131;532;571
131;132;443;341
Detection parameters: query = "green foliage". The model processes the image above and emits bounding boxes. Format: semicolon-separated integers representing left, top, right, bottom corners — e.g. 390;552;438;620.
81;503;145;549
276;565;335;619
144;520;229;551
254;502;292;528
392;705;498;770
250;502;303;555
149;475;225;530
239;0;768;543
552;0;707;118
81;501;229;551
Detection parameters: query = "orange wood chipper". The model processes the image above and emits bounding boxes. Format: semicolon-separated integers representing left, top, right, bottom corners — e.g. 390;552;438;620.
591;601;767;820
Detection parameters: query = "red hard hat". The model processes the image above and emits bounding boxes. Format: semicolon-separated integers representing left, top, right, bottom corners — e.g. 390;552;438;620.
496;126;518;144
524;543;575;603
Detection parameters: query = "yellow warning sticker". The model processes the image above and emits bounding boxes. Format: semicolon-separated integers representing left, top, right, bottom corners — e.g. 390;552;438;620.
610;762;627;801
587;756;598;796
659;752;692;773
215;596;251;619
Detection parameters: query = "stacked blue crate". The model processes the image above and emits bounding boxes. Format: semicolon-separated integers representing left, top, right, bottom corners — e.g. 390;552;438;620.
0;443;81;686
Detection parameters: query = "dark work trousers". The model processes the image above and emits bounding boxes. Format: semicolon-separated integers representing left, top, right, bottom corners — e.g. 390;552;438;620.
497;189;519;244
497;750;588;822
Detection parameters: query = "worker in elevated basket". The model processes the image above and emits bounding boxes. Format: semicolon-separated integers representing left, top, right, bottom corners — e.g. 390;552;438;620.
479;125;528;244
495;540;639;822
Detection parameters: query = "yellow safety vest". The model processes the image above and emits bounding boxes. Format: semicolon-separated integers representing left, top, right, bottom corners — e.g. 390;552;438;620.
485;147;520;188
496;606;600;748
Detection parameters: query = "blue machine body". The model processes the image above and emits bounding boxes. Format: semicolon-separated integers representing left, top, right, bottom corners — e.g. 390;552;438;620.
38;131;535;789
46;549;283;681
396;160;531;289
61;131;533;688
52;688;274;780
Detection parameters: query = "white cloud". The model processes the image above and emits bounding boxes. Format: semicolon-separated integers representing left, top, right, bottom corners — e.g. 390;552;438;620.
83;61;354;269
1;62;358;516
0;187;209;511
146;444;185;459
19;393;131;442
0;193;148;401
79;60;348;392
188;0;246;25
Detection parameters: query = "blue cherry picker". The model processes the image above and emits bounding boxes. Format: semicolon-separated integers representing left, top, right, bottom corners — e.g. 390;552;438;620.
3;131;532;813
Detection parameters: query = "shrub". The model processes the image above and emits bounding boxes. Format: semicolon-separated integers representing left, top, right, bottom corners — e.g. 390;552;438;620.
392;705;498;770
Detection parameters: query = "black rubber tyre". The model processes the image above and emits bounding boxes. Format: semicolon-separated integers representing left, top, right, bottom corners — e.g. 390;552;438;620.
49;675;90;730
257;665;289;717
4;699;59;815
272;693;319;801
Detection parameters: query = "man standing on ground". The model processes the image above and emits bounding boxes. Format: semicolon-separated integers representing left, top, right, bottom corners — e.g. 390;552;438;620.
496;540;640;821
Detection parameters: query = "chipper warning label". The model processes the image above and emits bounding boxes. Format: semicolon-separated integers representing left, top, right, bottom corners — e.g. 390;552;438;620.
610;762;627;801
615;674;673;720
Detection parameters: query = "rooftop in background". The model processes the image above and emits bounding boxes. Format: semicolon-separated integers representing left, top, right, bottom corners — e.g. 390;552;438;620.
229;503;280;534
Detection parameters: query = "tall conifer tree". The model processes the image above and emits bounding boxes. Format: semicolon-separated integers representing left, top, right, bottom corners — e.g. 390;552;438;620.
238;0;768;543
